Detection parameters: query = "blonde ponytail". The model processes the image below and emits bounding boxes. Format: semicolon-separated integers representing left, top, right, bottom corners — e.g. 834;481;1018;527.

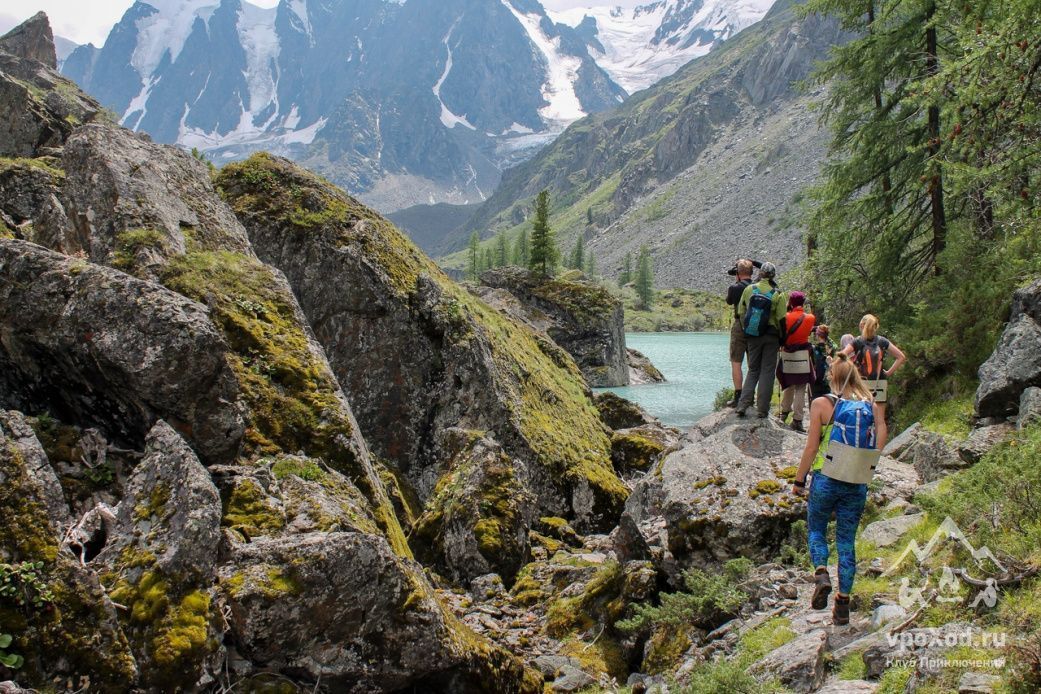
829;353;873;402
860;314;880;340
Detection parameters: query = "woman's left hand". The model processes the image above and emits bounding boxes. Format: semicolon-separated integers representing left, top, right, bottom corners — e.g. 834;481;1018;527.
792;482;808;497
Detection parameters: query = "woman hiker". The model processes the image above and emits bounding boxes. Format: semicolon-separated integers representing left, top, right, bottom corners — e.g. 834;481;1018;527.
790;353;888;625
839;314;907;419
776;291;816;431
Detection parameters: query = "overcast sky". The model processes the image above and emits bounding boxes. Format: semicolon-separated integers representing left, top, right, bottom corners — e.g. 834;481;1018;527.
0;0;643;47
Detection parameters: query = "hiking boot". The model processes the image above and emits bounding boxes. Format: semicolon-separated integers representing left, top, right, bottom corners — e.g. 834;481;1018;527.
791;419;805;432
811;568;832;610
756;411;769;419
833;594;851;625
777;410;790;424
735;407;748;417
727;389;742;408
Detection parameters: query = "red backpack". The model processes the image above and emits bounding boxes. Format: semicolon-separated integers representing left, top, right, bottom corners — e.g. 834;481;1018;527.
855;337;888;380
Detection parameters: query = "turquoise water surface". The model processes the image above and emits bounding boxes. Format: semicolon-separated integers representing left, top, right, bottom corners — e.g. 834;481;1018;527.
599;332;731;429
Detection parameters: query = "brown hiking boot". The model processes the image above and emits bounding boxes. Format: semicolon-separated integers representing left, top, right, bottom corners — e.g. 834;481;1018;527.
811;568;831;610
833;594;851;625
791;419;805;432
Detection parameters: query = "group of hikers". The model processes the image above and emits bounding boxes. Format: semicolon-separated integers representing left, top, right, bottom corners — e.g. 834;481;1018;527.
723;258;908;624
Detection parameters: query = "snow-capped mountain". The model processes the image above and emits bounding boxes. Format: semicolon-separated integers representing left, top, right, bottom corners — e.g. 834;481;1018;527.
62;0;626;211
550;0;775;94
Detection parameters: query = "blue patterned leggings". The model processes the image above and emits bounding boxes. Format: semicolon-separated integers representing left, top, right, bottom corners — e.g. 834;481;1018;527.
807;472;868;595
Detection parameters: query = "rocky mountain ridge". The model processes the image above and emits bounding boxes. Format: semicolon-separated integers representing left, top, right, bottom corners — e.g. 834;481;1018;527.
440;0;841;291
59;0;627;212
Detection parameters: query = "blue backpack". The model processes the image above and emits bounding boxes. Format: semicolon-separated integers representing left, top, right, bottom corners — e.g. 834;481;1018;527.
742;287;775;337
821;398;880;484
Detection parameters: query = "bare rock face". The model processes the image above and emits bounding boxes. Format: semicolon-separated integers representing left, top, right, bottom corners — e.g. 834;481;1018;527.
0;240;246;463
216;154;626;581
476;266;630;387
0;12;57;68
627;348;666;385
49;124;253;272
0;27;101;158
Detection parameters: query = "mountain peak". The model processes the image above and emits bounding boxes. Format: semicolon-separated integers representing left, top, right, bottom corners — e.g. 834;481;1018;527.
0;11;58;68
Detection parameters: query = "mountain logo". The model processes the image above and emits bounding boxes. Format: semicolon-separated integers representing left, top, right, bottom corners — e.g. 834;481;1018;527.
883;516;1006;610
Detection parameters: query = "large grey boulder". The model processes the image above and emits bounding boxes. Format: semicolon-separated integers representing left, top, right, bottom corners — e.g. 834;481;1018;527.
750;629;828;693
620;411;919;573
0;27;101;157
219;532;533;692
976;314;1041;418
477;266;630;387
0;410;68;525
0;240;246;463
958;423;1014;465
861;513;925;549
1018;386;1041;429
52;124;253;272
891;428;965;483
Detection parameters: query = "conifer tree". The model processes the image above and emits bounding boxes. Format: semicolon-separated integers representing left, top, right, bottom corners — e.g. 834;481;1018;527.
481;247;493;274
618;251;632;287
495;233;508;267
570;234;585;270
528;190;558;278
804;0;952;315
586;206;593;225
635;246;654;310
585;250;597;278
467;231;480;281
513;227;530;267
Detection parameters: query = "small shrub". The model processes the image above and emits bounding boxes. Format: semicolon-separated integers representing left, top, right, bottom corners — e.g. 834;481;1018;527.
616;559;750;634
714;387;736;411
0;633;22;669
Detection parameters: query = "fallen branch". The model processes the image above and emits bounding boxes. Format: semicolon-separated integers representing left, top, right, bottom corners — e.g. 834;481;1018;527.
890;590;936;635
952;566;1038;589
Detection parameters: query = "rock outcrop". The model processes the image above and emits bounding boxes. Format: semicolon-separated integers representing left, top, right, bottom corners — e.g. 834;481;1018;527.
0;24;538;691
216;154;627;581
0;18;101;159
627;348;666;385
976;279;1041;418
475;267;630;387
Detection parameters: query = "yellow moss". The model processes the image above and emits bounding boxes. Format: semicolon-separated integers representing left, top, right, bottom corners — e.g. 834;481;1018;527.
776;466;798;481
151;590;211;668
0;156;65;180
642;623;692;675
0;442;60;563
560;635;627;682
529;531;564;554
160;249;358;467
271;457;325;481
222;478;285;536
545;561;624;637
112;228;168;273
134;483;170;522
611;431;665;471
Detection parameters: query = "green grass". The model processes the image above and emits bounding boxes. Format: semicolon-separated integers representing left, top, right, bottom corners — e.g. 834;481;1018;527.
618;286;729;332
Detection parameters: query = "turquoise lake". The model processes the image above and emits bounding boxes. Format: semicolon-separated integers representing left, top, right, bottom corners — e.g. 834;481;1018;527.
598;332;731;429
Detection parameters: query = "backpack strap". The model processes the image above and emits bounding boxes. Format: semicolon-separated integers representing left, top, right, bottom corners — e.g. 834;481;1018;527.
785;315;806;339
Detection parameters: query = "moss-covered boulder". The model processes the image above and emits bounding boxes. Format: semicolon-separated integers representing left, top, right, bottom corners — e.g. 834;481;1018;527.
476;266;630;387
594;391;656;431
611;425;680;475
0;410;137;688
219;531;540;692
412;430;537;583
0;239;246;463
92;421;223;688
215;154;627;575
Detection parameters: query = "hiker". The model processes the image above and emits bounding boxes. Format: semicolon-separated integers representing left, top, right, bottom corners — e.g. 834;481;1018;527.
735;262;786;418
777;291;816;431
809;324;836;400
791;354;888;625
839;314;907;417
725;259;762;407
